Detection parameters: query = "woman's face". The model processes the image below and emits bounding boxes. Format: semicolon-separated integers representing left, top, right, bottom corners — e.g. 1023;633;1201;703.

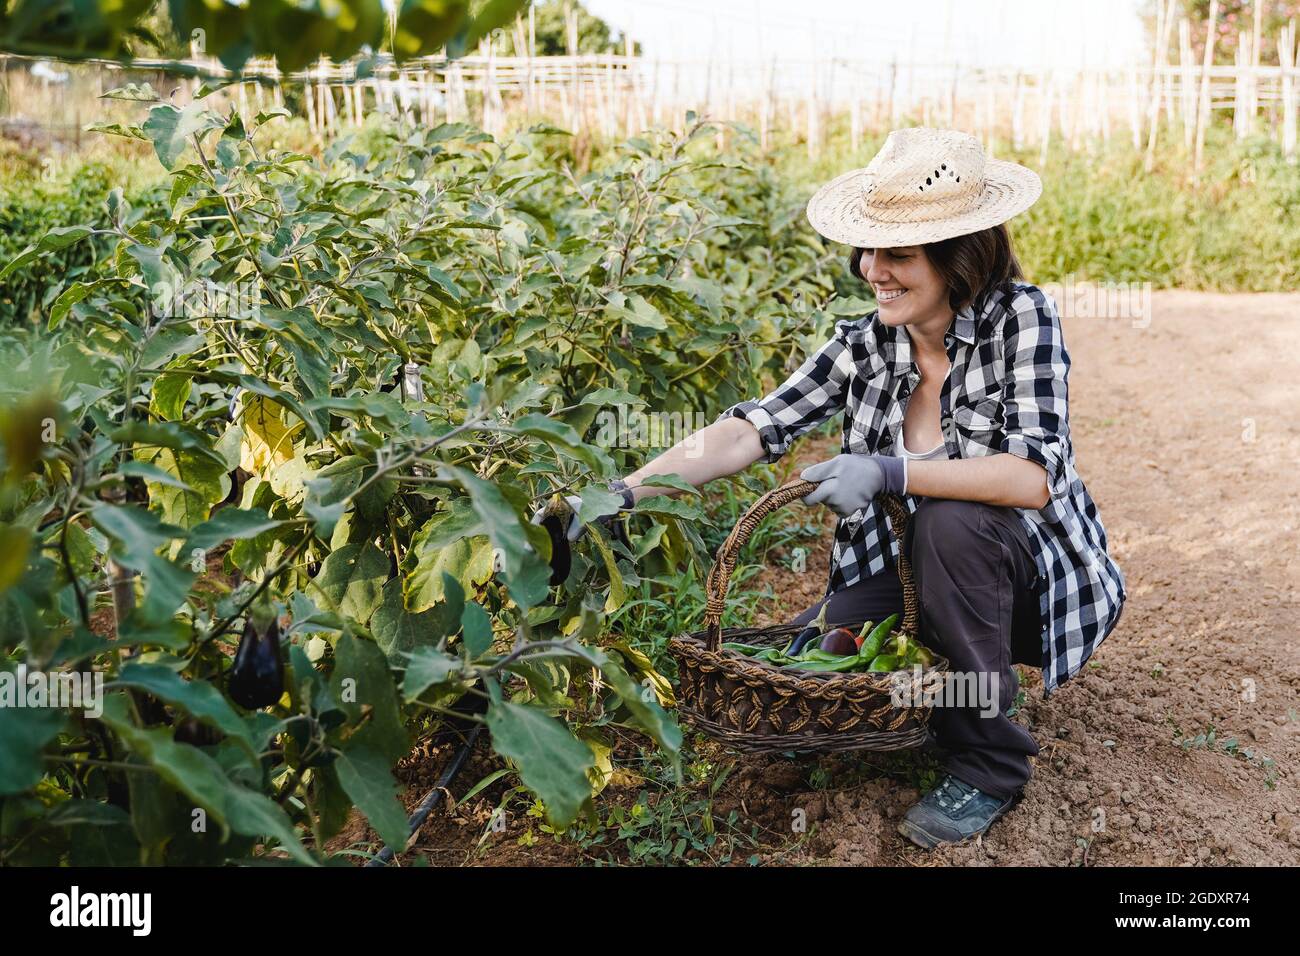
859;246;950;330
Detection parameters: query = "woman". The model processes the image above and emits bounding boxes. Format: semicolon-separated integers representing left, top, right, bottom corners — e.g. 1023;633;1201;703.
541;127;1126;850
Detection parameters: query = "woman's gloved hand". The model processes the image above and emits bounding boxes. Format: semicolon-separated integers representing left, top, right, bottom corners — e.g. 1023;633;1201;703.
530;494;586;541
529;480;635;543
799;454;906;517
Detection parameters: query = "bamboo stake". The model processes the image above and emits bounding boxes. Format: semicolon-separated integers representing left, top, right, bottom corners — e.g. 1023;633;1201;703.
1195;0;1220;172
1100;68;1111;143
760;55;775;151
1248;0;1263;136
1233;31;1248;139
1012;71;1025;150
1039;69;1054;166
1145;0;1177;172
304;71;318;134
1180;17;1196;148
1280;19;1297;160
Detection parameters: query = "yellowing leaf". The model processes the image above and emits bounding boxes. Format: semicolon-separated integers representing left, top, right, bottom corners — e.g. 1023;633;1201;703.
239;395;304;481
578;729;614;797
587;530;625;613
133;444;229;531
609;638;676;708
0;523;32;592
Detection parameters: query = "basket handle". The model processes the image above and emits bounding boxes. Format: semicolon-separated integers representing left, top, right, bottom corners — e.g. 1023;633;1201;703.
702;480;919;650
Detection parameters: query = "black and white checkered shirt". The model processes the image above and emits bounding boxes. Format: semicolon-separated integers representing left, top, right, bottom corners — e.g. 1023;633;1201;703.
716;280;1127;696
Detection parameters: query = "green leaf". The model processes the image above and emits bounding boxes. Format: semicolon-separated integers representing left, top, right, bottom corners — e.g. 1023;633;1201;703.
38;226;94;251
114;662;255;756
329;634;408;764
507;413;613;473
186;507;285;552
118;460;193;491
334;742;410;852
133;445;229;530
0;700;66;796
484;700;595;829
580;387;646;407
371;578;444;664
439;465;550;612
461;601;493;658
308;542;388;626
99;695;315;865
143;102;223;170
0;245;39;281
626;472;699;496
110;420;226;465
403;646;466;703
150;372;192;422
633;495;708;521
90;504;194;624
48;280;100;330
302;455;365;538
404;530;493;613
576;486;624;524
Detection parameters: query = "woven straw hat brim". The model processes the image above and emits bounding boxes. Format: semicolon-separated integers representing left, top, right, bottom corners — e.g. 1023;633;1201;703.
806;158;1043;247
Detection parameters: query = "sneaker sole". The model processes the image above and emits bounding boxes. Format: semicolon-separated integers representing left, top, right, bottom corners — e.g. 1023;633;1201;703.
896;792;1021;850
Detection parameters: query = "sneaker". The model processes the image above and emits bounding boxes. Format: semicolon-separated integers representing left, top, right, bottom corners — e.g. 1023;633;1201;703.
897;773;1018;849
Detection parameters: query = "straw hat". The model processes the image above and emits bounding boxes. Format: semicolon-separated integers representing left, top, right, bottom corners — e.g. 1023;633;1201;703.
805;127;1042;247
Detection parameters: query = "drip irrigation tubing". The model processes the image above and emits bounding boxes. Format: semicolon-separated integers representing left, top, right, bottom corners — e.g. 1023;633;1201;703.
365;695;488;868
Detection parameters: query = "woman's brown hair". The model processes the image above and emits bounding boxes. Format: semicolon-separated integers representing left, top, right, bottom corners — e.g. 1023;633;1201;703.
848;223;1024;314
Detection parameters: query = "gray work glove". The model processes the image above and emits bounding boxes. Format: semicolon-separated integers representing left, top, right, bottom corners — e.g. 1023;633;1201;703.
530;494;586;541
799;454;906;518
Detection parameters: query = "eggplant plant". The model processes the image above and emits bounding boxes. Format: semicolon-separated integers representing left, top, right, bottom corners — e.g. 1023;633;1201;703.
0;94;837;864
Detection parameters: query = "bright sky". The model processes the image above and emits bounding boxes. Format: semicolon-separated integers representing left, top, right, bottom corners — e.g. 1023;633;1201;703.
585;0;1148;71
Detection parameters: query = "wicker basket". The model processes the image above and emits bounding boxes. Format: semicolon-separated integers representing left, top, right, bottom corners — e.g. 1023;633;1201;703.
668;480;948;755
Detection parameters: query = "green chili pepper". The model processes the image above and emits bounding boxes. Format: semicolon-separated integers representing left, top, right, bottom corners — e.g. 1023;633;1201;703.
867;653;901;672
722;642;765;656
800;649;848;663
750;647;798;666
857;613;899;663
790;656;866;673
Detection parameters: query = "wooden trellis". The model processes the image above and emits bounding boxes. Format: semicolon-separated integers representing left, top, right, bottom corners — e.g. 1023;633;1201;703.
1;7;1297;169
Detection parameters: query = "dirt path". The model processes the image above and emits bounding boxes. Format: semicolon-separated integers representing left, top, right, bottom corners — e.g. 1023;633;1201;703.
371;290;1298;867
728;289;1300;866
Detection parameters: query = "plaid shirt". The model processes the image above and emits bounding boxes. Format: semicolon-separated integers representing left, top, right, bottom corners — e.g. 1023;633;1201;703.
716;280;1126;696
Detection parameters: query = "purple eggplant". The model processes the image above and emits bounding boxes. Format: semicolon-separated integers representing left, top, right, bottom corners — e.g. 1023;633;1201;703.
228;617;285;710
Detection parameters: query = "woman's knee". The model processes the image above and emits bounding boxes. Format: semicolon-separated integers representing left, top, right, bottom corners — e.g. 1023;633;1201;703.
911;497;985;550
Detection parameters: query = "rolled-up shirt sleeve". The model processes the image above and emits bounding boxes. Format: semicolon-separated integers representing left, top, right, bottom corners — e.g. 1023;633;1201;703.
715;321;854;464
999;289;1072;501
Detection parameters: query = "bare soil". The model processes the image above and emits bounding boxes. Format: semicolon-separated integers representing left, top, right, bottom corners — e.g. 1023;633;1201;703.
358;290;1300;867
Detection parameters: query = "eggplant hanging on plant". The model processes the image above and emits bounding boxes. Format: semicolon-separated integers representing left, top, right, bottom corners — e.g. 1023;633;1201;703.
228;617;285;710
539;495;573;586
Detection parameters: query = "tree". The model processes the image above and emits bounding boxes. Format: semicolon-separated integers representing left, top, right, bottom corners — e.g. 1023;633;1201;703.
497;0;641;56
1141;0;1299;66
0;0;530;71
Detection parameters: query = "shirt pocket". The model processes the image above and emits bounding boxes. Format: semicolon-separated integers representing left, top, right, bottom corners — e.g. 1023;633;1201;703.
948;394;1004;458
846;402;886;454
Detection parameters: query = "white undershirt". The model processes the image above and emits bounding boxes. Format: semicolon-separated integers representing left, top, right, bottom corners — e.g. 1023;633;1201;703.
897;435;948;493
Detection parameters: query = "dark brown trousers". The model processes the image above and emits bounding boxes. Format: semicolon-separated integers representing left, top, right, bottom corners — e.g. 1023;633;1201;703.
792;497;1044;799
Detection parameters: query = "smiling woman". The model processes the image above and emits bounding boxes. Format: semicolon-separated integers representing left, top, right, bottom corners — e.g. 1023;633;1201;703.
602;126;1127;852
